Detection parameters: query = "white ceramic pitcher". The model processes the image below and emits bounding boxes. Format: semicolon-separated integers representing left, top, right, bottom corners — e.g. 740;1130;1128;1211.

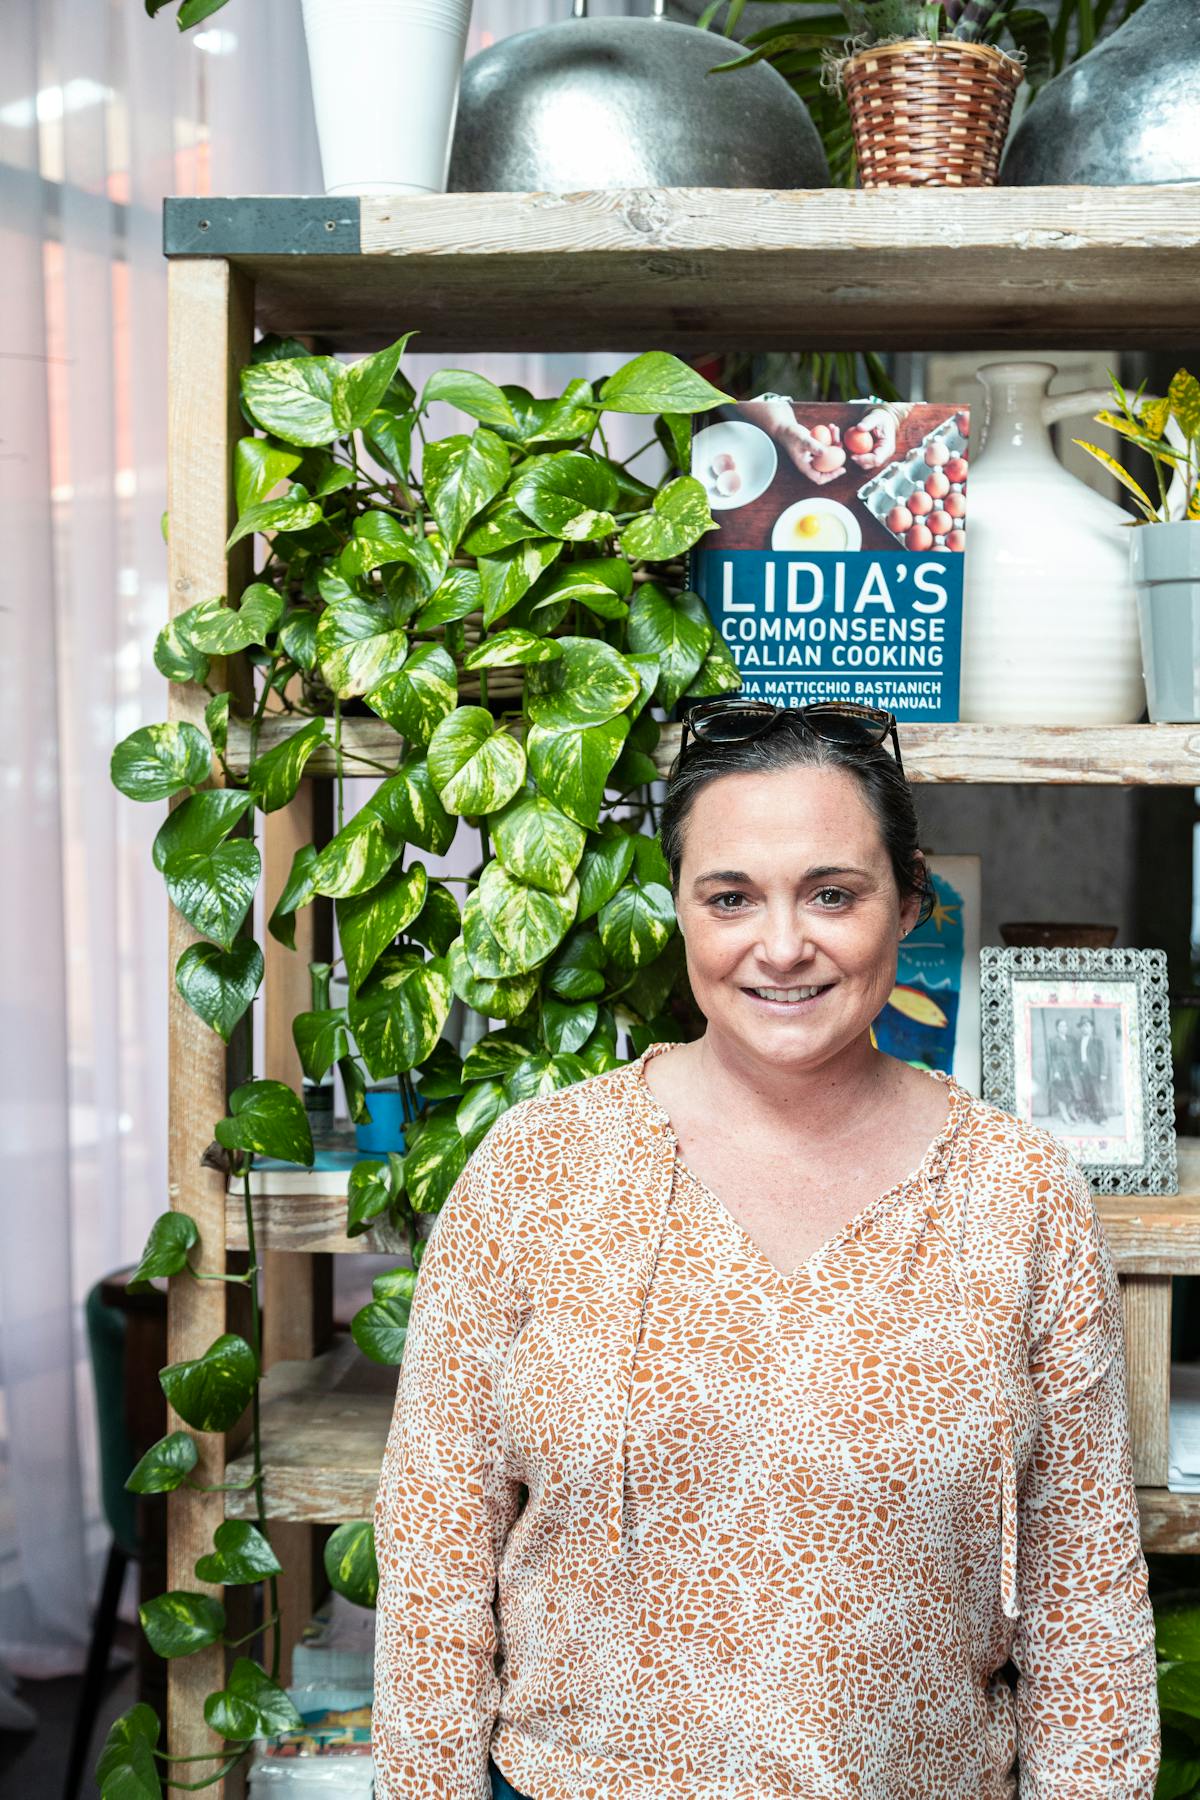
958;361;1146;725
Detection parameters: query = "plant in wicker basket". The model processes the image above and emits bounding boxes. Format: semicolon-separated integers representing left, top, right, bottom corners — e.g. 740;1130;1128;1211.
99;335;738;1793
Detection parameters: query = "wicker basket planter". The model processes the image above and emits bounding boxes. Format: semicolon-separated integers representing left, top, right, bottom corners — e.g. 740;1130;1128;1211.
842;38;1023;188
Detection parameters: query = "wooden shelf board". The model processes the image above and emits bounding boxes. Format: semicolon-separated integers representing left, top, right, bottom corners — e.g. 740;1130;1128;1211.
166;188;1200;353
231;715;1200;787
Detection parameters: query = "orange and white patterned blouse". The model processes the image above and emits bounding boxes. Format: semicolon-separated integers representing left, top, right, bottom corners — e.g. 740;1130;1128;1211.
371;1043;1160;1799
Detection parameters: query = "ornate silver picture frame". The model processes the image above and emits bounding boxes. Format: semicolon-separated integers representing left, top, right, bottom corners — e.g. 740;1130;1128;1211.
980;946;1177;1195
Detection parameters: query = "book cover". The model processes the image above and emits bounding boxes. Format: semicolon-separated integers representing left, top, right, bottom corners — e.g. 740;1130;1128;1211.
689;399;969;721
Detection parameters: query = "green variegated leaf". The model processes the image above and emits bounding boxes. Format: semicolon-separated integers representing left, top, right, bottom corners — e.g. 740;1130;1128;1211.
577;826;637;921
526;714;629;829
345;510;445;593
127;1212;199;1292
125;1431;198;1496
315;596;409;698
461;498;543;557
510;451;619;542
476;861;579;974
627;582;712;710
292;1009;350;1082
545;927;607;999
495;378;597;448
656;410;692;472
346;1158;399;1237
158;1334;258;1434
188;583;284;654
363;399;415;484
205;691;230;757
419;368;517;428
630;830;672;889
684;630;742;699
111;722;211;801
139;1592;225;1660
247;718;327;813
478;537;563;627
446;936;538;1021
152;789;252;872
153;596;221;683
461;1028;537;1081
407;880;461;958
337;861;428;991
526;555;633;622
175;940;263;1043
339;1056;374;1126
163;839;260;951
324;1520;379;1608
463;629;563;669
490;790;585;895
412;567;481;630
412;1038;465;1100
427;707;526;816
1169;367;1200;442
240;354;342;446
366;754;456;857
598;351;732;416
334;334;415;433
195;1521;283;1587
348;950;453;1079
204;1659;303;1743
215;1080;313;1166
422;428;510;552
226;491;321;552
525;637;641;728
504;1051;589;1105
310;811;402;900
351;1295;411;1364
365;645;457;746
277;607;319;672
620;477;716;561
543;996;599;1055
621;933;685;1024
456;1078;509;1151
269;844;318;950
96;1703;162;1797
234;437;303;512
598;881;676;970
404;1110;468;1213
462;890;510;981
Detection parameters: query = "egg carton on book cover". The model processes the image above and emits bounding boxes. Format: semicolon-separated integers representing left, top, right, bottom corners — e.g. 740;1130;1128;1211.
688;397;970;723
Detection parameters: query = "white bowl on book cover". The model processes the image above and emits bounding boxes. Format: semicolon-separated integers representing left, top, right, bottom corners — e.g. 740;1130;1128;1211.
301;0;473;197
957;362;1145;725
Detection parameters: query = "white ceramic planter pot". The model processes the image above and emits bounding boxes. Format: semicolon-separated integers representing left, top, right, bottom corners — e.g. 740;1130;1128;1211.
301;0;473;196
957;361;1145;725
1131;521;1200;721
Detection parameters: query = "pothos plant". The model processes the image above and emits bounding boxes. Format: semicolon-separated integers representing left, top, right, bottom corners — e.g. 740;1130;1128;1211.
97;336;738;1793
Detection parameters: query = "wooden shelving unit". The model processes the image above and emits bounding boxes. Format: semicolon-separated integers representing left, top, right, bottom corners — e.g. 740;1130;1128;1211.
163;188;1200;1796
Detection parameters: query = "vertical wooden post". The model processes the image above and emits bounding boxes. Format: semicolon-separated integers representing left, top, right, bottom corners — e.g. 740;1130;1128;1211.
165;256;254;1800
1122;1276;1172;1487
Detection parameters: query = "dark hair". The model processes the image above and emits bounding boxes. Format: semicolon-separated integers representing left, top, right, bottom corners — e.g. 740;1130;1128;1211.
659;722;934;924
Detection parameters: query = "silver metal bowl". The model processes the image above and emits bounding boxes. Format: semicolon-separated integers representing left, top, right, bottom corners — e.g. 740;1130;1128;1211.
448;13;830;191
1001;0;1200;187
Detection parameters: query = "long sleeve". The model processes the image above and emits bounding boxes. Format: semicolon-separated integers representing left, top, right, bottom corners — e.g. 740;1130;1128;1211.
1012;1162;1160;1796
371;1113;526;1800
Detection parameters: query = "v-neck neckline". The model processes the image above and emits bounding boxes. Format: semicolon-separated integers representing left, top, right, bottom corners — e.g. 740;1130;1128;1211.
629;1041;971;1285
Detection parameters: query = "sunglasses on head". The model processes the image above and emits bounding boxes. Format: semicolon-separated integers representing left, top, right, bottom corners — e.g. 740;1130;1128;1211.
677;697;906;778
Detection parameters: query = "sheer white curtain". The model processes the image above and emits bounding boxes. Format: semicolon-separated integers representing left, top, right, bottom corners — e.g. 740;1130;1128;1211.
0;0;641;1688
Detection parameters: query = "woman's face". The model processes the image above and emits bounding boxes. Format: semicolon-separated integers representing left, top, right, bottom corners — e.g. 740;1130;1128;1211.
674;764;921;1077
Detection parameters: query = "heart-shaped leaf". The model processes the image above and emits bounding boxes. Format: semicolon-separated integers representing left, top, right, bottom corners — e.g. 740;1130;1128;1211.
346;1158;400;1238
598;351;732;416
366;754;456;857
422;428;510;552
151;790;251;873
407;880;461;959
490;791;585;895
315;596;408;699
323;1520;380;1608
627;582;712;710
684;630;742;699
657;410;692;471
204;691;230;756
526;714;629;830
159;1334;258;1433
545;927;607;1000
292;1009;350;1083
620;477;715;561
525;637;641;728
477;537;563;628
504;1051;589;1105
153;596;222;683
277;606;319;672
350;1295;412;1365
111;722;211;801
542;996;599;1055
412;567;482;630
344;510;444;592
456;1078;508;1152
348;951;453;1080
446;937;538;1022
404;1110;468;1213
234;437;303;512
419;368;517;429
139;1592;225;1660
339;1056;374;1126
247;718;327;813
461;1029;537;1082
189;583;285;653
460;499;543;558
427;707;526;817
598;881;676;970
476;861;579;975
241;353;342;446
268;844;318;950
163;839;261;951
194;1521;282;1587
226;493;321;553
577;827;637;922
510;451;618;541
334;333;415;434
96;1703;163;1798
310;811;402;900
495;378;597;447
216;1080;313;1165
631;830;672;888
204;1658;303;1742
175;940;263;1043
463;629;563;669
337;861;428;992
413;1039;465;1100
127;1212;199;1292
526;556;632;622
366;644;457;746
125;1431;198;1496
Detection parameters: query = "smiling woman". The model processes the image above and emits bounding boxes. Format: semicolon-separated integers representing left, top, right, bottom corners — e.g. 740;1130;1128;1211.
371;699;1160;1798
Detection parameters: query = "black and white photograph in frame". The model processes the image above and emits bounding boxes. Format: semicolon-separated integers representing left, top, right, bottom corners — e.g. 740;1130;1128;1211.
980;946;1177;1195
